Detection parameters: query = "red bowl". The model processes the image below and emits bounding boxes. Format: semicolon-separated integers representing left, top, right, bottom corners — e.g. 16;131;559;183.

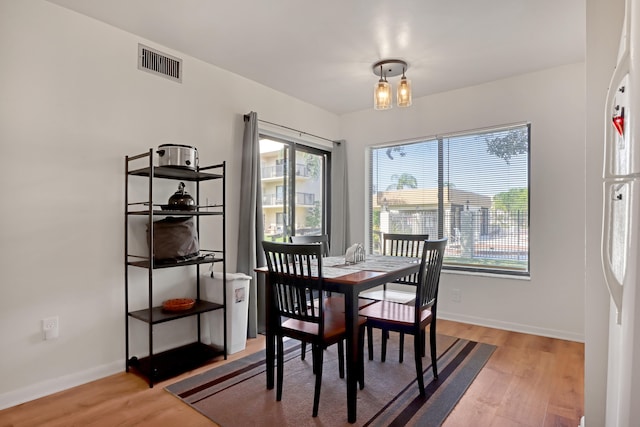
162;298;195;312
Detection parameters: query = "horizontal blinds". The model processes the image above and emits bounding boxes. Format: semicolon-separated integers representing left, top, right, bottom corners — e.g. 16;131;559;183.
444;125;529;274
369;140;439;253
444;126;529;209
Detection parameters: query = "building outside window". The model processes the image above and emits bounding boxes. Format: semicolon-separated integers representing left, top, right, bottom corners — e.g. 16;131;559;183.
260;135;329;242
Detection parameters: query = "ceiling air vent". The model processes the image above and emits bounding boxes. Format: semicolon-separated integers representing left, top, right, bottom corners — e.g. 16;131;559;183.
138;44;182;83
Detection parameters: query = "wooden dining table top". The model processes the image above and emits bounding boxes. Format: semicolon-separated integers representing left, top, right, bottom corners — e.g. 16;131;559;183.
255;254;419;280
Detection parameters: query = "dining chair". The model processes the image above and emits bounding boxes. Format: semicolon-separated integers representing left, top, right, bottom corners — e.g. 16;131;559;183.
360;233;429;361
262;241;366;417
290;234;330;256
290;234;330;360
359;238;447;396
360;233;429;303
290;235;377;305
289;234;376;360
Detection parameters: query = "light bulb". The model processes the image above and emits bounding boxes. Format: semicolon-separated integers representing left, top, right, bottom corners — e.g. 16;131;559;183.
374;78;392;110
397;75;412;107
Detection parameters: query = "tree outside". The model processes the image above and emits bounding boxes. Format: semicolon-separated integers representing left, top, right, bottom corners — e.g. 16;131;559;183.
386;173;418;190
493;188;528;212
485;128;528;165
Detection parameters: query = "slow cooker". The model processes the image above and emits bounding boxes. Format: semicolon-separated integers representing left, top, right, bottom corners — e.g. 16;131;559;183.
157;144;198;170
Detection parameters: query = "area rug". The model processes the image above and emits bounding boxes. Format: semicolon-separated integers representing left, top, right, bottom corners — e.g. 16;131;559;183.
166;332;495;426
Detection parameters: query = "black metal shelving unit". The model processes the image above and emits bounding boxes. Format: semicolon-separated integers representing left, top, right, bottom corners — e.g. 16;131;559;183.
124;149;227;387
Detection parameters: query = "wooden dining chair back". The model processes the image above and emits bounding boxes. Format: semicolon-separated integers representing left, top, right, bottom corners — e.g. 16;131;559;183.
361;233;429;303
359;238;447;396
290;235;331;298
262;241;364;417
415;238;446;313
382;233;430;288
263;241;325;331
289;234;333;359
290;234;330;256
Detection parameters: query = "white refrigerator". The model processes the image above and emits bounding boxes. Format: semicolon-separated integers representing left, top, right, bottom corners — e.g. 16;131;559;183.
601;0;640;425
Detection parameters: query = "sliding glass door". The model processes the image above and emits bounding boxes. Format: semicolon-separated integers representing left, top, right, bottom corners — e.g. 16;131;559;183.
259;135;329;242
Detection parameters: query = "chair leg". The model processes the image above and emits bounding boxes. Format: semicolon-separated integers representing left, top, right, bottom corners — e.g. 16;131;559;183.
430;323;438;380
313;343;321;375
301;340;307;360
312;345;324;417
381;329;388;363
399;332;404;363
414;333;425;396
276;336;284;401
311;344;317;375
367;325;374;361
358;327;365;390
337;340;345;379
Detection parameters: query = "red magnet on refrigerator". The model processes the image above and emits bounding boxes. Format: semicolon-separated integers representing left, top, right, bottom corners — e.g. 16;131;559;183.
613;106;625;137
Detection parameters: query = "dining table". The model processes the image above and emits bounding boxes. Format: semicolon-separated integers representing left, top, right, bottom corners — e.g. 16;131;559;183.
256;254;421;423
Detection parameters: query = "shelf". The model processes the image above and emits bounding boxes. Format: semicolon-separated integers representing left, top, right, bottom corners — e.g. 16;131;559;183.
129;166;223;181
127;209;223;216
128;342;222;384
125;152;227;387
127;253;224;269
128;299;223;324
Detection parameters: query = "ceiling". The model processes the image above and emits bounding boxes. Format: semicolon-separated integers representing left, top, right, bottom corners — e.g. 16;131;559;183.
47;0;585;115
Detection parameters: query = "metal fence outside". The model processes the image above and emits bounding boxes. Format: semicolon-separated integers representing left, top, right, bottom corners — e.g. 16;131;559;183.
375;209;528;271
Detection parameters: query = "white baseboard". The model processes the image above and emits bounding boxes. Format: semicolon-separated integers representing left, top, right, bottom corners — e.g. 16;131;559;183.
0;314;584;412
438;311;585;343
0;360;123;411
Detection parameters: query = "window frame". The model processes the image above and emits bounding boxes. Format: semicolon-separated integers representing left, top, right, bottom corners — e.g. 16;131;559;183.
259;133;332;243
367;123;531;277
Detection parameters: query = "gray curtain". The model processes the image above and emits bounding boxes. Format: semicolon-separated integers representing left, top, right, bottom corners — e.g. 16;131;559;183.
236;112;265;337
330;139;349;255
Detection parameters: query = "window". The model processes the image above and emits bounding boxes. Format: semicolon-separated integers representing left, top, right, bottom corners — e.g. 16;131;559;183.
369;123;530;276
260;135;330;242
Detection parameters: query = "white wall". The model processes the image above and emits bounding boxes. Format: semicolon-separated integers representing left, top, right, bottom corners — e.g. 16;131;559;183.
0;0;339;408
341;63;586;342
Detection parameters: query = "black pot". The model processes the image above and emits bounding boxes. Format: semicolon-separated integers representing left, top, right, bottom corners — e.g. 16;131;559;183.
167;182;196;210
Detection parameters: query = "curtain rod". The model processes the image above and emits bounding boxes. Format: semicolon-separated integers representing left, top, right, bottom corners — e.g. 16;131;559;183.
244;114;337;144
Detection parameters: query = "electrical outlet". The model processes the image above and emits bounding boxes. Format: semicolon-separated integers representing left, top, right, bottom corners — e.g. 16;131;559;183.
451;289;461;303
42;316;59;340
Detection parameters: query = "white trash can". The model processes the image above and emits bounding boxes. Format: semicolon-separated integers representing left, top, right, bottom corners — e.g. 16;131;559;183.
203;272;251;354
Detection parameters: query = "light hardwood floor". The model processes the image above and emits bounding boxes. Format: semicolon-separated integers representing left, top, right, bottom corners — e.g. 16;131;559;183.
0;320;584;427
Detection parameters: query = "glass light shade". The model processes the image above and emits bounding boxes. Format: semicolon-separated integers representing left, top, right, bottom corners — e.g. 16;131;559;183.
397;76;412;107
374;79;392;110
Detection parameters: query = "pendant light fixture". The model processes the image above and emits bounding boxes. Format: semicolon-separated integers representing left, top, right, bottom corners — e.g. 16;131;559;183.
372;59;411;110
397;67;412;107
374;65;391;110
